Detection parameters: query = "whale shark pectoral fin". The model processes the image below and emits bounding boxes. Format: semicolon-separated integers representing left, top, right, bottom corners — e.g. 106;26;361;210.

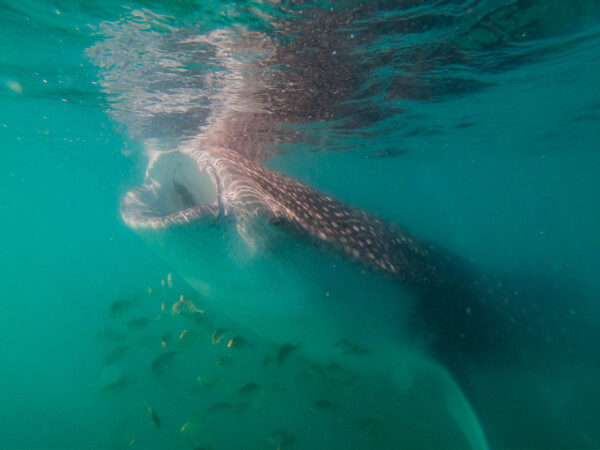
442;373;489;450
390;351;489;450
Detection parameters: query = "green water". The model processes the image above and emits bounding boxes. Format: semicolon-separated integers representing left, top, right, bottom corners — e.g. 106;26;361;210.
1;1;600;449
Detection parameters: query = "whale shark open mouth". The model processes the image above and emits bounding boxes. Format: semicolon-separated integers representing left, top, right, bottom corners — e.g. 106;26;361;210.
120;151;222;230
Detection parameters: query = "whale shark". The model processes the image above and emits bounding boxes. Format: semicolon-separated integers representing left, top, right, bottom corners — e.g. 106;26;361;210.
120;133;595;449
121;143;494;449
90;6;600;449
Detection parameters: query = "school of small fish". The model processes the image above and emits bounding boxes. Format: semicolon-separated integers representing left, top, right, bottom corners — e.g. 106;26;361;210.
95;273;470;449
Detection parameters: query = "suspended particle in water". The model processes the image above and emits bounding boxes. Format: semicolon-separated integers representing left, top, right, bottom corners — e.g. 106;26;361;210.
6;80;23;94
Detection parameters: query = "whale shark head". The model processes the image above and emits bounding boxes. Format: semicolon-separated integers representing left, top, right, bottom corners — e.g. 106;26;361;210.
120;150;222;230
119;147;268;302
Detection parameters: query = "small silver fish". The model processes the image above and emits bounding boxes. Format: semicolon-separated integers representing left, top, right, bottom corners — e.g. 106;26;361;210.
151;351;179;376
238;382;261;396
144;402;160;428
277;343;300;364
207;401;232;414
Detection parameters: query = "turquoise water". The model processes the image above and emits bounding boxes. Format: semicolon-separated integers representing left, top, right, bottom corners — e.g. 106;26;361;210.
1;1;600;449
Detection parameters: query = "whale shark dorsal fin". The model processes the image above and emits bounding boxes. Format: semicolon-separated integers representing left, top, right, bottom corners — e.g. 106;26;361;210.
391;351;489;450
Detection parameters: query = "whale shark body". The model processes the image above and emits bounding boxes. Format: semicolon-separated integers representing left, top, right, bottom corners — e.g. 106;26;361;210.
91;6;600;449
120;141;590;449
122;144;546;369
122;144;494;448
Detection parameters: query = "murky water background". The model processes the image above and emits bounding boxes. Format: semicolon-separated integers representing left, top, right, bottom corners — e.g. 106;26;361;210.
1;1;600;449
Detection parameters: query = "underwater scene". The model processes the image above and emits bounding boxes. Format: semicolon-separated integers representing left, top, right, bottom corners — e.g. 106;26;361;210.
1;1;600;449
